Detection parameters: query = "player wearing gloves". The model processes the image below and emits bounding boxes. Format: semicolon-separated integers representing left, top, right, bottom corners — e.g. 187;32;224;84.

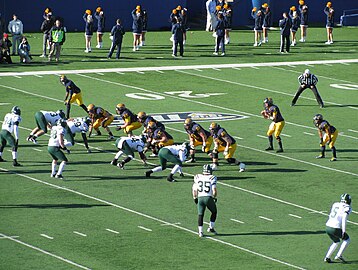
0;106;22;166
313;114;338;161
65;117;91;153
192;164;218;237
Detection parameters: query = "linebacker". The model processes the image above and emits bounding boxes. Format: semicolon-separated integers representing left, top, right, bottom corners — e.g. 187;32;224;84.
313;114;338;161
87;103;115;139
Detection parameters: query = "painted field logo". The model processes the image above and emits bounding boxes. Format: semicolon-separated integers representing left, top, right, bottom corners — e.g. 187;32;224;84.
110;112;248;126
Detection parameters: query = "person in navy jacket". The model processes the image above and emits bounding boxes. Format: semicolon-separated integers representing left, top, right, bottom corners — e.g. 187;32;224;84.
279;12;292;53
213;12;225;56
132;6;143;51
171;17;185;57
83;10;93;53
94;6;105;48
107;19;125;59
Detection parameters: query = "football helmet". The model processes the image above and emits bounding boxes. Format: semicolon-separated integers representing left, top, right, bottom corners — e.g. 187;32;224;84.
313;114;323;127
148;121;157;129
11;106;21;116
263;97;273;106
87;104;95;113
56;109;66;119
184;118;193;128
202;164;213;175
116;103;126;114
209;122;219;131
341;193;352;205
60;75;68;85
57;118;67;128
138;111;147;120
84;116;92;126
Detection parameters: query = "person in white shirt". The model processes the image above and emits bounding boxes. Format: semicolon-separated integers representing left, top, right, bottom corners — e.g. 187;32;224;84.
324;193;352;263
0;106;21;166
47;119;68;179
192;164;218;237
206;0;217;32
7;14;23;55
65;117;91;153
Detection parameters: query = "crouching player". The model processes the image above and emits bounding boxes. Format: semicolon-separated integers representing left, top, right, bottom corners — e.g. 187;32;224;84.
111;135;147;169
65;117;91;153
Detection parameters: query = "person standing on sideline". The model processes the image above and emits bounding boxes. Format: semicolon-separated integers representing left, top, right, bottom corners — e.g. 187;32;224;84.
291;69;324;108
7;14;23;55
213;12;225;56
262;3;271;43
60;75;88;118
299;0;309;42
261;98;285;153
0;33;13;63
40;13;54;57
289;7;300;46
107;19;125;59
206;0;216;32
94;7;105;48
83;10;93;53
324;2;334;44
324;194;352;263
140;9;148;46
131;6;143;51
279;12;292;53
192;164;218;237
313;114;338;161
171;17;185;57
251;8;263;46
48;119;69;179
48;20;65;62
0;106;21;166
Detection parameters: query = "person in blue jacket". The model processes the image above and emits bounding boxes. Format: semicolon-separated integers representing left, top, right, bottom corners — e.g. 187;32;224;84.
279;12;292;53
171;17;185;57
298;1;308;42
262;4;271;43
289;7;300;46
251;8;264;47
132;6;143;51
213;12;225;56
324;2;334;44
94;7;105;48
107;19;125;59
83;10;93;53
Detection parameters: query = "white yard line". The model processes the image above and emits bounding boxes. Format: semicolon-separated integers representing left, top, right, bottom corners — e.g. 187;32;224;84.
155;70;164;74
281;134;292;137
230;219;245;224
289;214;302;219
40;233;54;239
138;226;152;232
105;228;119;234
0;232;91;269
73;231;87;237
0;235;19;239
348;129;358;133
259;216;273;222
32;148;42;152
257;135;267;139
303;132;315;136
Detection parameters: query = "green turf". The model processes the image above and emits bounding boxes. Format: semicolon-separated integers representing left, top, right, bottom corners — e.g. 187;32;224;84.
0;28;357;270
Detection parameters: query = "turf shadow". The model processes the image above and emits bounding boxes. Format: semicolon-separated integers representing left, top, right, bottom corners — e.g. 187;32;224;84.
218;230;326;237
0;203;109;209
249;168;307;173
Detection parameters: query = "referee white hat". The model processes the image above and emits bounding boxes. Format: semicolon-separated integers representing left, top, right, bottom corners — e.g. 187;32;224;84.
304;69;310;74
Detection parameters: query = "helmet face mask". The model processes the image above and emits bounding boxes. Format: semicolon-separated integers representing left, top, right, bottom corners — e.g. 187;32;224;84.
11;106;21;116
263;97;273;107
202;164;213;175
116;103;126;114
57;118;67;128
313;114;323;127
184;118;193;128
341;193;352;205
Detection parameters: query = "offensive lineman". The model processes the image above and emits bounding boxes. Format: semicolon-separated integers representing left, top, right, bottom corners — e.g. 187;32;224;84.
0;106;22;166
65;117;91;153
324;194;352;263
192;164;218;237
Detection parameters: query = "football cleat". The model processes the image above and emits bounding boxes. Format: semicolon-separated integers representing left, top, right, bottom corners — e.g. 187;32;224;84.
265;147;274;151
334;256;347;263
110;159;118;166
145;170;153;178
108;135;114;140
167;174;176;182
207;227;218;235
323;257;332;263
276;149;284;153
330;157;337;162
13;161;21;167
198;232;204;238
117;162;125;169
55;174;64;179
50;173;56;178
316;155;325;159
239;162;246;172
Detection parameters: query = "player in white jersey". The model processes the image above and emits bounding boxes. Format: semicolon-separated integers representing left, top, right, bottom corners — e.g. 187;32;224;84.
145;143;190;182
0;106;22;166
110;135;147;169
65;117;91;153
192;164;218;237
324;193;352;263
47;119;69;179
27;109;65;144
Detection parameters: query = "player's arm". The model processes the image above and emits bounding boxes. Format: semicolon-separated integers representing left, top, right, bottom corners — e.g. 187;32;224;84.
324;126;332;143
64;89;70;104
88;116;95;137
59;133;65;149
341;212;349;238
192;182;198;204
138;151;147;165
13;122;19;148
212;185;217;198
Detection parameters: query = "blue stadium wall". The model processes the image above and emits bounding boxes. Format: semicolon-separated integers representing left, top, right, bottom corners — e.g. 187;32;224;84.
1;0;357;32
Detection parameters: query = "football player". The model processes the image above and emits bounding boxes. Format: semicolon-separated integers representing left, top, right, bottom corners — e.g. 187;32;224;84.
142;120;162;157
145;143;190;182
313;114;338;161
65;117;91;153
26;109;65;144
137;111;165;135
261;97;285;153
324;194;352;263
87;103;115;139
0;106;22;166
192;164;218;237
110;135;147;169
60;75;88;118
209;122;245;172
151;127;174;153
115;103;141;137
47;119;69;179
184;118;213;163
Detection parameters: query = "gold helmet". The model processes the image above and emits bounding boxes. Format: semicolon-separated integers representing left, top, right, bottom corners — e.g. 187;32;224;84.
138;111;147;120
148;121;157;129
184;118;193;127
116;103;126;113
209;122;218;131
299;0;304;5
60;75;68;85
87;104;95;113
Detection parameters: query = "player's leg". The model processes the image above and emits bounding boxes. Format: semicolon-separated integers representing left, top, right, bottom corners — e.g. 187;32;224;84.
335;232;350;262
0;133;6;161
197;198;207;237
310;86;324;108
274;121;285;152
291;86;306;105
266;122;275;150
324;226;341;262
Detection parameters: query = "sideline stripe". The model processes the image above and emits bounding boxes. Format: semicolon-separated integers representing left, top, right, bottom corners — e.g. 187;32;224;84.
73;231;87;237
0;232;91;269
0;168;306;270
1;59;357;77
0;235;19;239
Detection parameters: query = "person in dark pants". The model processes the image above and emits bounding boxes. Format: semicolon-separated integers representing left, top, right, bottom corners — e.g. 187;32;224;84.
40;13;54;57
291;69;324;108
0;33;13;63
171;17;184;57
213;12;225;56
279;12;291;53
107;19;125;59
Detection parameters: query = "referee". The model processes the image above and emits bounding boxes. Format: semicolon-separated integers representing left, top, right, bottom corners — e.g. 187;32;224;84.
291;69;324;108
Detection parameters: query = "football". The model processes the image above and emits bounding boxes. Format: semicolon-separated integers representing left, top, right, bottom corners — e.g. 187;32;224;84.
261;110;269;119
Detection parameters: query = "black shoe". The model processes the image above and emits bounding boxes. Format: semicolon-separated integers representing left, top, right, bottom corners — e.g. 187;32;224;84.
179;172;184;177
117;162;124;169
290;103;295;107
316;155;325;159
324;257;332;263
110;159;118;166
207;227;218;235
276;149;283;153
265;147;274;151
55;174;64;179
145;170;152;178
13;161;21;167
335;256;347;263
320;104;324;108
167;174;176;182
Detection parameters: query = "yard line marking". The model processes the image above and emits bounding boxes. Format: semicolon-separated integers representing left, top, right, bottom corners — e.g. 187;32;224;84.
281;134;292;137
251;66;260;69
40;233;54;239
194;69;203;72
138;226;152;232
259;216;273;222
96;72;104;75
161;222;181;226
340;62;350;65
232;67;241;70
256;135;267;139
303;132;315;136
155;70;164;74
309;210;327;214
106;228;119;234
348;129;358;133
212;68;221;71
73;231;87;237
287;65;296;68
230;218;245;224
156;57;164;59
289;214;302;219
306;64;314;67
13;76;22;78
0;232;91;269
116;72;125;75
136;71;145;74
203;221;210;226
323;63;333;66
34;75;43;78
0;235;19;239
32;148;42;152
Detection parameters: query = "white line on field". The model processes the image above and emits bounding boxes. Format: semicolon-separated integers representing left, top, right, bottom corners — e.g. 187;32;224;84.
281;134;292;137
106;228;119;234
287;65;296;68
138;226;152;232
156;70;164;74
230;219;245;224
259;216;273;222
136;71;145;74
96;73;104;76
212;68;221;71
0;235;19;239
73;231;87;237
289;214;302;219
340;63;350;65
194;69;203;72
32;148;42;152
309;210;327;214
0;232;91;269
160;222;181;226
306;65;314;67
40;233;54;239
13;76;22;79
116;72;125;75
256;135;267;139
348;129;358;133
303;132;315;136
34;75;43;78
251;66;260;69
232;67;241;70
323;63;333;66
204;221;210;226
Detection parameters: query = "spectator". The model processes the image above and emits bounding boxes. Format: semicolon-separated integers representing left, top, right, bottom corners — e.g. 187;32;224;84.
171;17;185;57
0;33;13;64
132;6;143;51
289;7;300;46
140;9;148;46
18;36;31;63
94;6;105;48
83;10;94;53
107;19;125;60
279;12;292;53
8;14;23;55
206;0;216;32
48;20;66;62
251;8;264;47
324;2;334;44
43;7;53;20
40;13;54;57
213;12;225;56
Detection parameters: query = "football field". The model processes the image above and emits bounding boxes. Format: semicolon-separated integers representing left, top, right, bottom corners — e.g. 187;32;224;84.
0;28;358;269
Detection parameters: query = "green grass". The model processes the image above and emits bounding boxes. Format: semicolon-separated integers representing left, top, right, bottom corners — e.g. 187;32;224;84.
0;28;357;270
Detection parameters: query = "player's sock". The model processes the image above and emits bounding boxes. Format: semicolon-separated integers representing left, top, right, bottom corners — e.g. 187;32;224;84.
122;157;131;164
51;160;57;175
12;151;17;160
57;161;66;175
171;164;181;174
152;166;163;173
325;242;339;259
80;104;88;113
268;135;273;148
114;151;123;159
209;221;215;229
336;239;350;258
198;226;203;234
108;131;114;137
332;147;337;158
